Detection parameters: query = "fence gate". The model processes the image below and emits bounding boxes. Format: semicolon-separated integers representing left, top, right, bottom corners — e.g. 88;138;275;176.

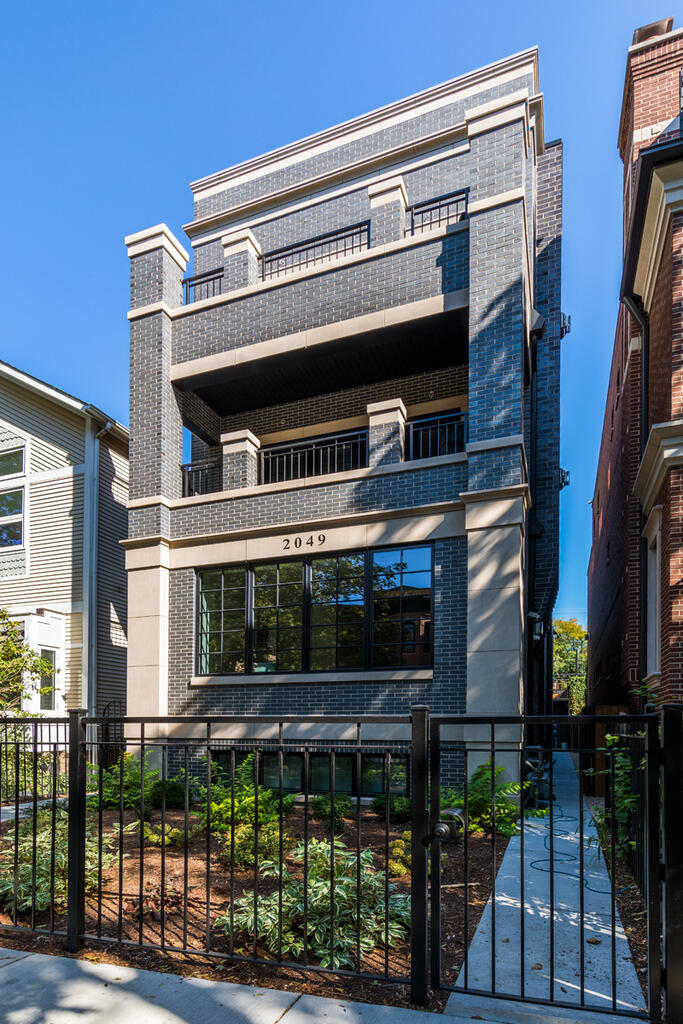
415;711;663;1020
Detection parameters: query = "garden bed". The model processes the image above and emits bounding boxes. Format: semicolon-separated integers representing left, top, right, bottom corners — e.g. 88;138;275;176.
0;802;508;1012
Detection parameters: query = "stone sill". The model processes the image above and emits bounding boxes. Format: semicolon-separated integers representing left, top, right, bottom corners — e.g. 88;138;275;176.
190;669;434;687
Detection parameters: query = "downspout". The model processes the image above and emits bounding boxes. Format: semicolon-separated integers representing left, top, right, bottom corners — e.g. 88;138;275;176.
622;295;649;703
81;413;112;722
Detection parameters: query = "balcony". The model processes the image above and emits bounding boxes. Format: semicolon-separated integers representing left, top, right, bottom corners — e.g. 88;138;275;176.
407;411;468;460
183;267;224;305
181;457;222;497
405;189;468;236
180;414;467;497
260;429;368;484
260;222;370;282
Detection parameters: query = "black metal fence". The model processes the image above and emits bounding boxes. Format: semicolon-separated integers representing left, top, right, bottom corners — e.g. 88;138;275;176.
183;268;224;304
260;430;368;484
181;457;222;497
261;223;370;281
406;189;468;235
1;706;682;1021
407;412;467;460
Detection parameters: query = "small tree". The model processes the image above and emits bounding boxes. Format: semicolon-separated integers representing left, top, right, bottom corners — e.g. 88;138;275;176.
553;617;587;715
0;608;55;713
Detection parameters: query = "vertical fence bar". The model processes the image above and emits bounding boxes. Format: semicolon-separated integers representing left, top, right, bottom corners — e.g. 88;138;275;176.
410;705;429;1006
67;709;86;952
645;711;661;1021
662;704;683;1024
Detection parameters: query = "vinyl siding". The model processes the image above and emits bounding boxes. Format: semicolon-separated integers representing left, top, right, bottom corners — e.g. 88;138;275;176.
0;378;85;471
65;612;83;708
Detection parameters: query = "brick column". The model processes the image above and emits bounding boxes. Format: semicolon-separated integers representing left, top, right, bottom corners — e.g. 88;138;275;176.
221;228;261;290
125;224;188;503
368;175;408;245
221;429;261;489
367;398;406;468
125;224;188;723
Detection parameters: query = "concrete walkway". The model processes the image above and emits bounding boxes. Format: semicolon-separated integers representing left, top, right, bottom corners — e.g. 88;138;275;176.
445;752;645;1020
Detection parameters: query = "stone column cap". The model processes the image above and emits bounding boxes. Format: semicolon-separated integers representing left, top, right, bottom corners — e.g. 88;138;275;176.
124;224;189;271
367;397;407;420
220;428;261;450
221;227;262;259
368;174;408;210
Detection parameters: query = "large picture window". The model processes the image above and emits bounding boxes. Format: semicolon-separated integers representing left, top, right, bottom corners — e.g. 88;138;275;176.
197;544;433;675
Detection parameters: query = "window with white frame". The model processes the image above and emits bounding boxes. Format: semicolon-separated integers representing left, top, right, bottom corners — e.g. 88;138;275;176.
0;487;23;548
0;445;25;550
39;649;56;711
645;508;662;681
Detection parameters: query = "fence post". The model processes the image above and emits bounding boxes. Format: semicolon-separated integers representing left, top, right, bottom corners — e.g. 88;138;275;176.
662;703;683;1024
67;708;87;953
410;705;429;1006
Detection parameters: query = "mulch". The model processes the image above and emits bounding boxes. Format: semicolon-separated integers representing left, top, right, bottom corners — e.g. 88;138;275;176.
0;804;508;1013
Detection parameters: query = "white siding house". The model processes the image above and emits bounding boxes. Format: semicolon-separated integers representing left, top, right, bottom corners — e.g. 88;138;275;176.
0;361;129;715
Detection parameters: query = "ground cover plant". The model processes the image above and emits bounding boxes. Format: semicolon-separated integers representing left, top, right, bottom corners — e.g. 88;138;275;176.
219;837;411;968
0;808;117;911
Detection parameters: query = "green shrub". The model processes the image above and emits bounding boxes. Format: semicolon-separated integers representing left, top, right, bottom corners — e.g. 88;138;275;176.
218;837;410;968
447;758;523;836
310;794;352;827
0;809;117;911
147;778;186;810
125;819;203;848
206;753;298;832
87;753;159;811
218;821;293;870
370;794;412;823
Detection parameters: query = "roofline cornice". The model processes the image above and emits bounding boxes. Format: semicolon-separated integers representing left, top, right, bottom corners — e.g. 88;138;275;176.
188;47;539;201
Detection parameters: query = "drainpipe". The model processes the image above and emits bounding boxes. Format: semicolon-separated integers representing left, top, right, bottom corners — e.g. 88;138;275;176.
81;413;112;726
622;295;649;704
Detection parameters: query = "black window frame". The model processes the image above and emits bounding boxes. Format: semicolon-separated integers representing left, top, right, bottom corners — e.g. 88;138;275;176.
195;543;434;676
212;748;410;797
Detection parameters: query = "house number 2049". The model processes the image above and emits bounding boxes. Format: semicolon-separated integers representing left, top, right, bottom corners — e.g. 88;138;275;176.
282;533;326;551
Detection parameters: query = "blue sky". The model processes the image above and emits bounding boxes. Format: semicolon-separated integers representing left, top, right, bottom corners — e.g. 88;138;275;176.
0;0;671;626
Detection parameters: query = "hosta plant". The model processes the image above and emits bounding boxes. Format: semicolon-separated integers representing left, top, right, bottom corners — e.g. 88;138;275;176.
0;808;117;912
217;837;411;968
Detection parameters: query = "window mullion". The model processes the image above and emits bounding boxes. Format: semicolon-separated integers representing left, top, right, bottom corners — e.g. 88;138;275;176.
303;561;311;671
245;567;254;674
364;550;372;671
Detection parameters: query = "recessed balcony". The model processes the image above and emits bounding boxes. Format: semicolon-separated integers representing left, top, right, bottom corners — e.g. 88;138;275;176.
180;411;468;497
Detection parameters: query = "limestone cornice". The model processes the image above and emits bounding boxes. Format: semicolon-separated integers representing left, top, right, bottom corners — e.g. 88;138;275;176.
124;224;190;271
634;420;683;513
189;48;539;205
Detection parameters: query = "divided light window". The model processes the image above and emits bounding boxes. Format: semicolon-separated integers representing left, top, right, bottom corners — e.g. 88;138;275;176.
197;544;433;675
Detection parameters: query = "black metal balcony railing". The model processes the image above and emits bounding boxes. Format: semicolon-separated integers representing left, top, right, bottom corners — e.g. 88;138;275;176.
261;222;370;281
260;429;368;484
181;457;222;497
183;268;224;305
406;188;468;236
407;411;468;460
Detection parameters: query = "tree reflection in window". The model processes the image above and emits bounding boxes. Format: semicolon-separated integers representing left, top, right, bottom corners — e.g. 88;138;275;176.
311;553;365;670
372;546;432;667
253;561;304;672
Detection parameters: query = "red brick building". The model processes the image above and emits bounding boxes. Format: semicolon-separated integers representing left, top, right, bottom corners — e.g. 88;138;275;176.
588;18;683;708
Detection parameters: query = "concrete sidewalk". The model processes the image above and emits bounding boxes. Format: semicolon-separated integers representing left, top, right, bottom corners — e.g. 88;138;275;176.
446;752;644;1019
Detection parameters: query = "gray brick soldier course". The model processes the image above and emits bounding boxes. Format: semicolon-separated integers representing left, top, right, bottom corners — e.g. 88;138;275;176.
124;48;562;730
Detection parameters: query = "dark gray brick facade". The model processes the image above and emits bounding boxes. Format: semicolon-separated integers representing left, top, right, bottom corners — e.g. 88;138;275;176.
127;55;561;722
